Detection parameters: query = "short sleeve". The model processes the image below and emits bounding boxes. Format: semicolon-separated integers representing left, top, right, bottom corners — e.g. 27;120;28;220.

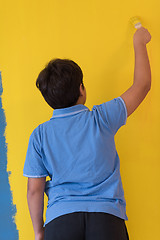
93;97;128;135
23;125;48;178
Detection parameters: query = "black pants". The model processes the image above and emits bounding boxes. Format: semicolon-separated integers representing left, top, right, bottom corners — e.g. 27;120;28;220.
44;212;129;240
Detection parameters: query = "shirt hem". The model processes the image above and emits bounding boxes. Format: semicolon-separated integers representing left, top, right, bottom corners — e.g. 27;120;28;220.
23;173;48;178
44;200;128;226
117;97;128;124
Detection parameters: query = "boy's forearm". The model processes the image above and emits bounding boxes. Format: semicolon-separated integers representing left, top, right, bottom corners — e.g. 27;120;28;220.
27;190;44;238
133;43;151;89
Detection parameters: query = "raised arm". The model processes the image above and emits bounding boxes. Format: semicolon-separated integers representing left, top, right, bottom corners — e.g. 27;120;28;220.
120;27;152;117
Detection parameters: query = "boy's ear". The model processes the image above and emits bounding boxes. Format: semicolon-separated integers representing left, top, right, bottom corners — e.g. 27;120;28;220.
80;84;85;96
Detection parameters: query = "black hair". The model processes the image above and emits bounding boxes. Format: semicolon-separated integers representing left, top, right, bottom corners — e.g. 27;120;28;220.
36;58;84;109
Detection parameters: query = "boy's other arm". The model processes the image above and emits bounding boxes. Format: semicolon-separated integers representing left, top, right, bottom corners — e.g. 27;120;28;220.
120;27;152;117
27;177;46;240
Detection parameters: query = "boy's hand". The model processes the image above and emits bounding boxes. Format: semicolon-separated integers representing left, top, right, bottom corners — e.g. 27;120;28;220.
133;27;152;47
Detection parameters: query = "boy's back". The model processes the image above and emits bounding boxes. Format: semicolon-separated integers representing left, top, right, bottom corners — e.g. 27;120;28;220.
23;96;128;226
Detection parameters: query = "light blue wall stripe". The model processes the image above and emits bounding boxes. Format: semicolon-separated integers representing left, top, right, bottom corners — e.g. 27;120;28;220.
0;72;19;240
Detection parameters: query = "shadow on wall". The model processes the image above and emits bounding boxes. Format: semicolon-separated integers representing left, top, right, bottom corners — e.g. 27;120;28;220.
0;72;19;240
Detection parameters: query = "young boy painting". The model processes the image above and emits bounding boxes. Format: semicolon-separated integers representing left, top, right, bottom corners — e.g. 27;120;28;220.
23;27;151;240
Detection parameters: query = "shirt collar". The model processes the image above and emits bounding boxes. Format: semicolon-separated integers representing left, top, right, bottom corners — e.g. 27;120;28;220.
50;104;89;119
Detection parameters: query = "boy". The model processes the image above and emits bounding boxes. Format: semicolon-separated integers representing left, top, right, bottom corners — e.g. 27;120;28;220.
23;27;151;240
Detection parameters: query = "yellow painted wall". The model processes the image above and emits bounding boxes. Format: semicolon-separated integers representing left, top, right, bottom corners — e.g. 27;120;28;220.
0;0;159;239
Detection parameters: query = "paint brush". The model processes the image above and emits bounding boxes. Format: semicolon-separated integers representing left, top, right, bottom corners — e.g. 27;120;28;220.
130;17;142;29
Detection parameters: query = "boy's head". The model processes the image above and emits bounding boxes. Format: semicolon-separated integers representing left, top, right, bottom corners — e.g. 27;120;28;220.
36;58;86;109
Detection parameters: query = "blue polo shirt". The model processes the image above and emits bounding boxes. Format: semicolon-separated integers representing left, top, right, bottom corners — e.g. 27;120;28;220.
23;96;128;226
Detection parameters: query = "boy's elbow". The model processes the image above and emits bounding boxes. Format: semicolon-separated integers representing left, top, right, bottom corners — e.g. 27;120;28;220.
147;75;152;91
143;79;151;92
148;82;151;91
143;83;151;96
27;185;38;196
27;186;44;203
146;83;151;92
146;76;151;90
